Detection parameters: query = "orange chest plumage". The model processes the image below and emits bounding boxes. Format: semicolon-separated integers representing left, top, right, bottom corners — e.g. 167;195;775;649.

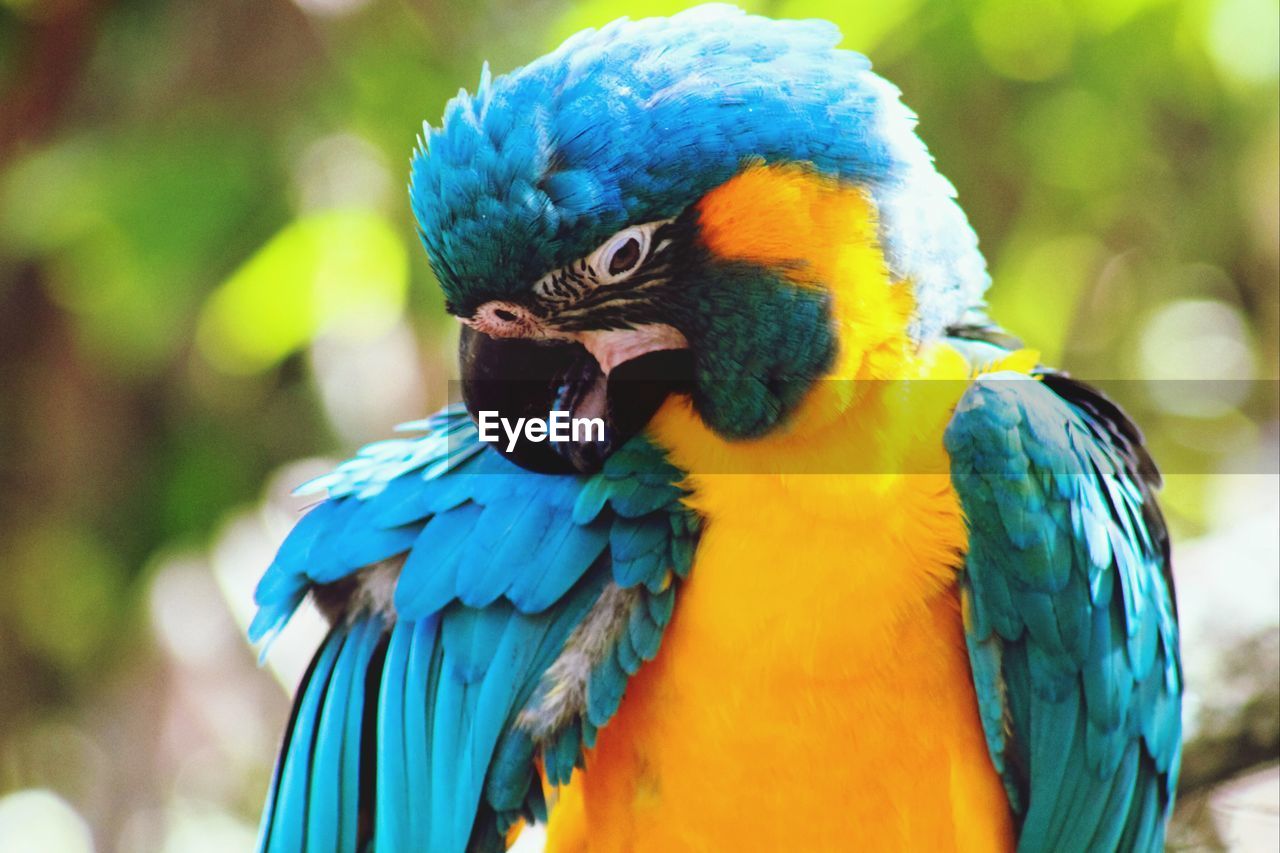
544;462;1014;852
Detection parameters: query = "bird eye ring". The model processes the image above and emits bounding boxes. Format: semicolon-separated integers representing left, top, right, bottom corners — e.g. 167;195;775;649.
590;226;651;283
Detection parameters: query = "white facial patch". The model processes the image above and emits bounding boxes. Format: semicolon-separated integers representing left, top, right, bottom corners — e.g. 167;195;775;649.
574;324;690;375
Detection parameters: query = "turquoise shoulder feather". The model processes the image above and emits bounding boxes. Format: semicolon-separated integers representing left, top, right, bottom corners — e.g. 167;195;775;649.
946;370;1181;852
251;405;697;853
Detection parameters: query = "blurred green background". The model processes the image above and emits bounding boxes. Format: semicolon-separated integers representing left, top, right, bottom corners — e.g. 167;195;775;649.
0;0;1276;850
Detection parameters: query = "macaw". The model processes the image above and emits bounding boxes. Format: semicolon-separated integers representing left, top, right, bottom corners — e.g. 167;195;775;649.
250;6;1181;852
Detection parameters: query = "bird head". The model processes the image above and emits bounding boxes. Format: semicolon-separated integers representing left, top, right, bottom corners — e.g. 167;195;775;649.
410;5;989;473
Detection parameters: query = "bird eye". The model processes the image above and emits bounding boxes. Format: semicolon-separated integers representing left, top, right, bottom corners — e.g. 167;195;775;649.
608;236;641;275
591;226;651;282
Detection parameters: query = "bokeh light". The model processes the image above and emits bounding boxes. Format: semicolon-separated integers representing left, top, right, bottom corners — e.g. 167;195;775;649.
0;789;95;853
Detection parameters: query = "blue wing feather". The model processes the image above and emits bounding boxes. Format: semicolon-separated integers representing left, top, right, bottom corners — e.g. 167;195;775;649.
373;619;412;850
264;623;345;853
252;404;697;852
505;519;611;612
457;496;550;607
338;619;379;853
394;503;485;619
947;371;1181;852
302;615;380;853
405;616;439;850
307;630;353;852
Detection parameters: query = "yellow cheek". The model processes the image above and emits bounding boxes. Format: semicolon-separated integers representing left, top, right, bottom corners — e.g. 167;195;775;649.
694;162;915;385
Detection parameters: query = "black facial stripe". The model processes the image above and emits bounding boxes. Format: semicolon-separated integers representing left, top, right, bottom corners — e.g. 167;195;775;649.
578;267;670;299
653;220;684;243
536;266;594;305
555;273;673;315
557;298;647;321
553;296;676;333
527;215;694;320
543;275;675;325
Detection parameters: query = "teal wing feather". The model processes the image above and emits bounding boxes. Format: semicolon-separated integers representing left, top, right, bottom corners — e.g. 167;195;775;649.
946;371;1181;853
251;405;697;853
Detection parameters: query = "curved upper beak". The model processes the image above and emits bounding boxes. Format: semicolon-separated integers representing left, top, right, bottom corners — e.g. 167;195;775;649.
459;323;692;473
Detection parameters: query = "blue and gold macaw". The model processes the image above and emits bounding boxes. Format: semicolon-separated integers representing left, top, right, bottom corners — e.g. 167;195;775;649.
250;7;1181;851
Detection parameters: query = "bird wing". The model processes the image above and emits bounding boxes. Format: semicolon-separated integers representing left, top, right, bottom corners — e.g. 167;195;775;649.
251;405;697;853
945;371;1181;852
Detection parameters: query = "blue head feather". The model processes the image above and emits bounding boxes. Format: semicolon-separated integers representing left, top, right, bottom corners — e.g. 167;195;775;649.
409;4;989;340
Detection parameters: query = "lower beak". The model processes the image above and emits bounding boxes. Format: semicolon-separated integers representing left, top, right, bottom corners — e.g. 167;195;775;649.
459;326;692;473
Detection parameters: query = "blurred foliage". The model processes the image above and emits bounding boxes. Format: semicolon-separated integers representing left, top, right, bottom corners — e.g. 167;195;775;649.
196;209;408;373
0;0;1276;849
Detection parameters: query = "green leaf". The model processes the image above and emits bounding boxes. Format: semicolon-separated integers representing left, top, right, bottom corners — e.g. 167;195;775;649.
197;210;408;374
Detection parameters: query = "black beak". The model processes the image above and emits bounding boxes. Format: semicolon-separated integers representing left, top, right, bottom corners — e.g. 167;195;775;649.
459;326;691;473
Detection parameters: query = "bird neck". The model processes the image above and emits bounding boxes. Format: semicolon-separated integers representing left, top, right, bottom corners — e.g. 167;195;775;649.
646;340;971;482
665;159;965;478
696;162;919;392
